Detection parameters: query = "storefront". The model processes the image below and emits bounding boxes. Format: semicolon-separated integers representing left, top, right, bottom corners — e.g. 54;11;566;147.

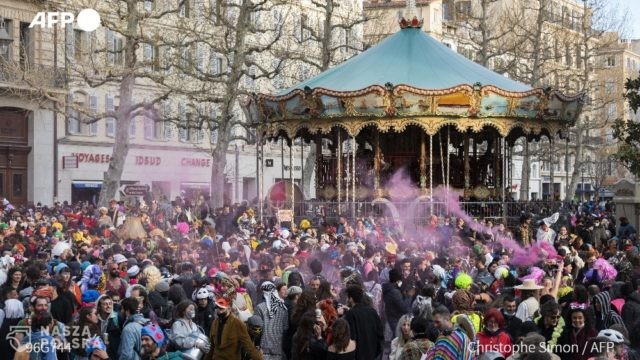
56;145;296;204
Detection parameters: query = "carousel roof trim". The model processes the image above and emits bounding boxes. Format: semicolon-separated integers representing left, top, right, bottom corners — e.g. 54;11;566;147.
269;28;533;99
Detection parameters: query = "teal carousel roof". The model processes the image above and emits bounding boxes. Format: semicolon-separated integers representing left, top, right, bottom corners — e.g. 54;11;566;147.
282;27;531;94
249;17;584;140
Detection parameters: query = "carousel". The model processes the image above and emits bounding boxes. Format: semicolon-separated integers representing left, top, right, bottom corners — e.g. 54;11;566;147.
246;11;583;221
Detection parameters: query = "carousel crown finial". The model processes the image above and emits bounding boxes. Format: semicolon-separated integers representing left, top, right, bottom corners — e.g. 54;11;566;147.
399;0;423;29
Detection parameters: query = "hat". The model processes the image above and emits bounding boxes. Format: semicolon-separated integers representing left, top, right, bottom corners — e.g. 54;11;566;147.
215;297;230;309
127;265;140;277
113;254;127;264
515;279;544;290
52;242;71;257
155;280;170;293
86;336;107;355
287;286;303;296
141;324;165;347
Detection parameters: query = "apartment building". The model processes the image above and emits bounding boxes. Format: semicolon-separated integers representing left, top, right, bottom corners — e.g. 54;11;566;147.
0;0;364;206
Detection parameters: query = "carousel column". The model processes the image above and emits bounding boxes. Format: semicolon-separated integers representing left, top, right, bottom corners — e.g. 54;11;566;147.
315;134;322;199
352;135;356;219
290;140;294;215
549;136;555;200
429;134;433;213
337;131;342;215
464;135;470;189
494;137;501;189
374;129;381;196
500;137;507;222
420;132;427;193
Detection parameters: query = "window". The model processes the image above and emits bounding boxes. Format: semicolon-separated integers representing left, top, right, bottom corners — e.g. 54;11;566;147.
144;0;154;11
179;0;190;17
0;19;12;61
105;95;115;137
607;103;617;119
196;43;204;72
606;55;616;67
74;30;84;60
68;92;97;135
605;80;616;95
143;43;160;72
565;44;572;66
606;128;615;145
19;22;33;68
106;29;124;66
575;44;582;68
210;50;222;74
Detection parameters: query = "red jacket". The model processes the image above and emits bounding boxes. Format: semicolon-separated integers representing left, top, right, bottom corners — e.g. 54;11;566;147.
477;329;513;358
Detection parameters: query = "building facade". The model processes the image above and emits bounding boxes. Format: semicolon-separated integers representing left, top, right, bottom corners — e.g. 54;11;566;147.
0;0;364;206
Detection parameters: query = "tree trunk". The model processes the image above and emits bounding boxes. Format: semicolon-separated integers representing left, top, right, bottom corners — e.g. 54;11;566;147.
519;140;530;200
97;0;138;207
302;143;316;198
567;129;584;202
210;139;229;208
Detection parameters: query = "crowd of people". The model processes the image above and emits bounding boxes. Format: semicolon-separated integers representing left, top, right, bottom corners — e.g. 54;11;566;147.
0;195;637;360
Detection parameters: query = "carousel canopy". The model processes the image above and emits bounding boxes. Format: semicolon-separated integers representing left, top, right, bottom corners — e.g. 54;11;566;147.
250;18;584;140
282;28;531;94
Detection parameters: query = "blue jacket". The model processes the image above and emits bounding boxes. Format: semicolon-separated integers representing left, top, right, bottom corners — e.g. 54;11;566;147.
22;330;57;360
118;314;149;360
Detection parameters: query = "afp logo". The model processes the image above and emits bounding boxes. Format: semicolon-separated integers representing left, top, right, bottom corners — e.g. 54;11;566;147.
29;8;101;32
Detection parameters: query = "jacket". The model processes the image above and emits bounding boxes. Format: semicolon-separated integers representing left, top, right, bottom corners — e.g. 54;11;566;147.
344;303;384;360
382;282;410;327
557;326;597;360
118;314;149;360
477;330;513;358
254;301;288;356
500;309;522;342
623;291;640;330
21;330;58;360
593;291;625;331
204;313;262;360
171;318;205;351
195;302;216;333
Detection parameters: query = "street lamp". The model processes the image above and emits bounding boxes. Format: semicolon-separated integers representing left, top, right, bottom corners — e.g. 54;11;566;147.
0;17;13;57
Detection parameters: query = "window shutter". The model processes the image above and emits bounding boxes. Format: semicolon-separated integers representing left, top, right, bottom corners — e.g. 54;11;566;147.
106;29;114;64
144;116;154;139
210;51;220;75
195;0;204;21
144;0;153;11
129;118;136;138
66;26;75;60
178;103;187;142
210;105;218;144
144;43;152;70
196;43;204;71
68;109;79;134
89;96;98;135
105;95;115;137
163;102;173;140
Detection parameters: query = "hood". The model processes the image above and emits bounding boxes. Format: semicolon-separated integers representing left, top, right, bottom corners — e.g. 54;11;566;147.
382;282;399;295
594;291;612;319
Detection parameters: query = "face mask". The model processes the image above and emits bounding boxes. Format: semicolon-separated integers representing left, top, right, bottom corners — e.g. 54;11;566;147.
397;281;402;288
186;310;196;319
373;256;381;264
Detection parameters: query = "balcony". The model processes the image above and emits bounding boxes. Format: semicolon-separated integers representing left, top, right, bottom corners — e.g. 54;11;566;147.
0;60;66;93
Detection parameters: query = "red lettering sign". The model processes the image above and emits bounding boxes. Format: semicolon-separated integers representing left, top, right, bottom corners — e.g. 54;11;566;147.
135;156;161;166
71;153;111;164
181;158;211;167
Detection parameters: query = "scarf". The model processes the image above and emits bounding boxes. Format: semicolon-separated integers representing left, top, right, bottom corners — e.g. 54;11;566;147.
261;281;286;318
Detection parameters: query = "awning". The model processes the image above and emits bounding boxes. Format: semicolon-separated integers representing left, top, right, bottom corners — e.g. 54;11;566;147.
72;181;102;189
180;182;210;189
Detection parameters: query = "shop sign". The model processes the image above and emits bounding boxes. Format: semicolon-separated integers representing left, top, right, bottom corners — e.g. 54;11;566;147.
181;158;211;167
121;184;149;196
63;156;78;169
71;153;111;164
135;156;161;166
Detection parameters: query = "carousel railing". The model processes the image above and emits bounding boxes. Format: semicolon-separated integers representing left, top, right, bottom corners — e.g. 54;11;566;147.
261;200;568;230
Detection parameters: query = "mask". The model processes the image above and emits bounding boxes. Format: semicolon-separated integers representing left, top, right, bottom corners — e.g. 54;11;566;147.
186;310;196;319
397;281;402;288
373;256;381;264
